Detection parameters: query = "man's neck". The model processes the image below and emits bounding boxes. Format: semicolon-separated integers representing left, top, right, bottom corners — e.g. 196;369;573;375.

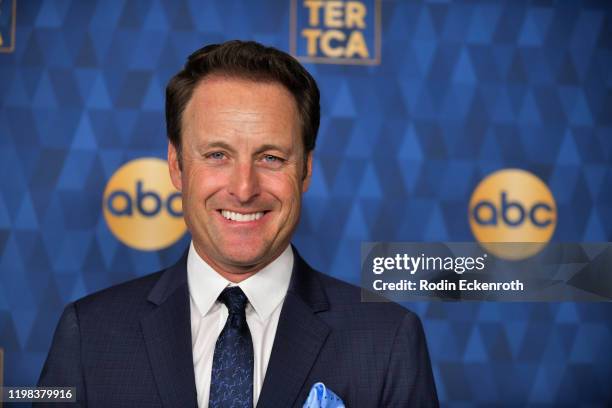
192;243;286;283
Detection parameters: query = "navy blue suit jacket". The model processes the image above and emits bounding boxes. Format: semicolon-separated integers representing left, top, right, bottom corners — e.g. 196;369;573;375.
39;247;438;407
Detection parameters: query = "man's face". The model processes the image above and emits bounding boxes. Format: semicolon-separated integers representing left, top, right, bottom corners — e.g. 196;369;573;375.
168;76;312;277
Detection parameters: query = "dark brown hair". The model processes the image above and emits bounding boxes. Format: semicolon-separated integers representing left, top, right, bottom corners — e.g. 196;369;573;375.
165;40;320;168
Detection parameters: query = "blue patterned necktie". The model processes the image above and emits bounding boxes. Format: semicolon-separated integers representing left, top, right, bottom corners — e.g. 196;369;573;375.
209;287;254;408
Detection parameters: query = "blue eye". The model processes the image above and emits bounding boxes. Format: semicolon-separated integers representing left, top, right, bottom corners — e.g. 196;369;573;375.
260;154;285;169
208;152;225;160
263;155;279;162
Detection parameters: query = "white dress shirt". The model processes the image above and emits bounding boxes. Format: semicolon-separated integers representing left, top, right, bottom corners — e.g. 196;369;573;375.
187;242;293;408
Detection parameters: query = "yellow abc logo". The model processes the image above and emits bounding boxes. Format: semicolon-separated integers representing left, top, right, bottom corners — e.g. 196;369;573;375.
103;158;186;251
469;169;557;260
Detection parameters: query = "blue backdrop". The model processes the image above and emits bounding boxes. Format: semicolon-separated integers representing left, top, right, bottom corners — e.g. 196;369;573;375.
1;0;611;406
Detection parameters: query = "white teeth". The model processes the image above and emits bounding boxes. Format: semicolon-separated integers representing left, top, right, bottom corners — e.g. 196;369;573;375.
221;210;264;222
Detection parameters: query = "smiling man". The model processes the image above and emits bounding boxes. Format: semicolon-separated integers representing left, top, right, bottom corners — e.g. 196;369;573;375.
39;41;438;407
171;76;307;283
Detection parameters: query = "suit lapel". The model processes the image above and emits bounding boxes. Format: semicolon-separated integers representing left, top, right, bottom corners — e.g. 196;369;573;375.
141;252;197;408
257;248;331;408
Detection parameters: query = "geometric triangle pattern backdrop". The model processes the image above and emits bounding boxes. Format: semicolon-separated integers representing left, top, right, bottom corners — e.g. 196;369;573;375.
1;1;611;405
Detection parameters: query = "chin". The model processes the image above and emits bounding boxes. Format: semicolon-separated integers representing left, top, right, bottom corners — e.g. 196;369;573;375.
219;245;270;267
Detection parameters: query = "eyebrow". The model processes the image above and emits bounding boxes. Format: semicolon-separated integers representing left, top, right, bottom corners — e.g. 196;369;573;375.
201;141;292;156
202;141;235;152
253;144;292;155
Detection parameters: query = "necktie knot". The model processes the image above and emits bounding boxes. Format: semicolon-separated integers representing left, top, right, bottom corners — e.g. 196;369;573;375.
218;286;248;315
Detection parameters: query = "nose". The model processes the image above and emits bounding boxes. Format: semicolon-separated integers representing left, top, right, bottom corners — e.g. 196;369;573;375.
227;161;261;204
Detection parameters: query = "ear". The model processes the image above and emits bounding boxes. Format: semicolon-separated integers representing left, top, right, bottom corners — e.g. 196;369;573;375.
168;142;182;191
301;151;313;193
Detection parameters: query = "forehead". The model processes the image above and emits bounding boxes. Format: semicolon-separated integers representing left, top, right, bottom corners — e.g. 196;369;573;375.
184;75;299;127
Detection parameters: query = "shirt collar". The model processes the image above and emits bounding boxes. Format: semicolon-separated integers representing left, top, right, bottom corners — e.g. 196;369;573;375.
187;242;293;322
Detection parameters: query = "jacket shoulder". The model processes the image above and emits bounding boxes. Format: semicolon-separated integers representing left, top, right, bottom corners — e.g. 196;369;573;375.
313;269;418;328
73;270;164;320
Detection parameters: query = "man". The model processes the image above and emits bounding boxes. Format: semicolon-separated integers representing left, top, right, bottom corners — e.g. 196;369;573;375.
39;40;438;407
